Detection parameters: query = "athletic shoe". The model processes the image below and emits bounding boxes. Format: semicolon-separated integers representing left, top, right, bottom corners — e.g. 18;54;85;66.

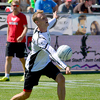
20;75;24;81
0;76;10;82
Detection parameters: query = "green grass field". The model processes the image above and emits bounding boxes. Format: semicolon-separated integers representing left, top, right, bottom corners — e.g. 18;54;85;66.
0;74;100;100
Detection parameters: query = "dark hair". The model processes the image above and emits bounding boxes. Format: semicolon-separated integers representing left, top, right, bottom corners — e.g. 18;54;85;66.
85;0;92;1
78;15;87;24
85;0;89;1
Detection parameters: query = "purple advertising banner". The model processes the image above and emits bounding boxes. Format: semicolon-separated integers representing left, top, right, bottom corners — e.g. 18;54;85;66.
0;13;100;72
0;35;100;72
51;35;100;70
26;35;100;71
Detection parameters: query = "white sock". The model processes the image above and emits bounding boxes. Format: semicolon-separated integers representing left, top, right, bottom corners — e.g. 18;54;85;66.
23;73;25;77
5;74;9;78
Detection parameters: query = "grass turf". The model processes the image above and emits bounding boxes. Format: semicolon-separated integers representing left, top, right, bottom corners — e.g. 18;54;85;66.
0;74;100;100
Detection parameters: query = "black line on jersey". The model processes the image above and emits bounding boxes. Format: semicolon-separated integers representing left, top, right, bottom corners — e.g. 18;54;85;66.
39;42;48;50
34;29;41;33
45;43;48;49
29;50;41;72
37;30;40;44
34;27;41;34
45;49;65;69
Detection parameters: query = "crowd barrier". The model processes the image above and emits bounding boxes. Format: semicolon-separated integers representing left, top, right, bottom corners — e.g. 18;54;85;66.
0;13;100;73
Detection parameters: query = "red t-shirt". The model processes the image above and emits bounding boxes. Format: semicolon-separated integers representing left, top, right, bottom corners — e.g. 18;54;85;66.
7;12;27;42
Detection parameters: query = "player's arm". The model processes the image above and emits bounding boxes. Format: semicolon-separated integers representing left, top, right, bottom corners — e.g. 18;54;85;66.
47;44;71;74
48;11;58;29
38;37;71;74
38;37;66;69
46;44;71;74
73;3;83;13
7;15;9;41
53;4;58;12
17;25;28;42
7;25;9;41
17;14;28;42
88;6;93;14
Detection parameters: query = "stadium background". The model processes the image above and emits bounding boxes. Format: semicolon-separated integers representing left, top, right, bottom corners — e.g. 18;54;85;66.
0;13;100;73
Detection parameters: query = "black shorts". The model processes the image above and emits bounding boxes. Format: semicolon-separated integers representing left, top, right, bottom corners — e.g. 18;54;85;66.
24;62;61;91
6;42;26;58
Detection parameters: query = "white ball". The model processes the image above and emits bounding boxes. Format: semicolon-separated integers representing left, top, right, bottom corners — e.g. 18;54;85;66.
57;45;72;61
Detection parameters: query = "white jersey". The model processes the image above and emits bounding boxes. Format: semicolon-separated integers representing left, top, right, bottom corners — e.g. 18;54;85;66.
25;18;67;72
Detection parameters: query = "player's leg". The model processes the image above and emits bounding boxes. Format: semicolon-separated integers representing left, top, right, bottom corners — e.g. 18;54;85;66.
19;57;26;81
18;43;26;72
42;62;65;100
11;69;41;100
55;73;65;100
0;42;14;81
10;91;31;100
19;57;26;72
5;56;13;75
0;56;13;81
16;43;26;81
4;42;14;80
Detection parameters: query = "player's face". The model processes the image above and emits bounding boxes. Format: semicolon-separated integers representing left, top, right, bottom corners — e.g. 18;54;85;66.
90;24;97;35
11;2;20;12
37;13;49;27
78;19;87;34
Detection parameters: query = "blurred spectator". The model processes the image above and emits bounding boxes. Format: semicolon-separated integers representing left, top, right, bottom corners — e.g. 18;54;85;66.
27;6;34;13
61;0;65;3
92;0;96;5
30;0;36;9
0;0;8;10
98;0;100;5
73;0;93;13
35;0;58;13
58;0;73;13
91;0;100;12
18;0;30;12
1;0;8;2
6;0;34;12
72;0;79;4
79;0;83;3
8;0;13;3
53;0;62;6
71;0;80;9
5;7;12;12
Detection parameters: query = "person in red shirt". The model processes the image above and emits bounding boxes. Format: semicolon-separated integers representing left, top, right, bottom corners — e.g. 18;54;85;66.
0;0;28;82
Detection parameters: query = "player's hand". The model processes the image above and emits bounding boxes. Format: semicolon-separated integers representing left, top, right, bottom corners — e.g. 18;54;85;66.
17;36;23;42
65;67;71;75
53;11;59;19
87;5;92;8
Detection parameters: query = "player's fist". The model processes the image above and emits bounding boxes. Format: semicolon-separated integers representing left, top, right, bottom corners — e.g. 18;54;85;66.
65;67;71;75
